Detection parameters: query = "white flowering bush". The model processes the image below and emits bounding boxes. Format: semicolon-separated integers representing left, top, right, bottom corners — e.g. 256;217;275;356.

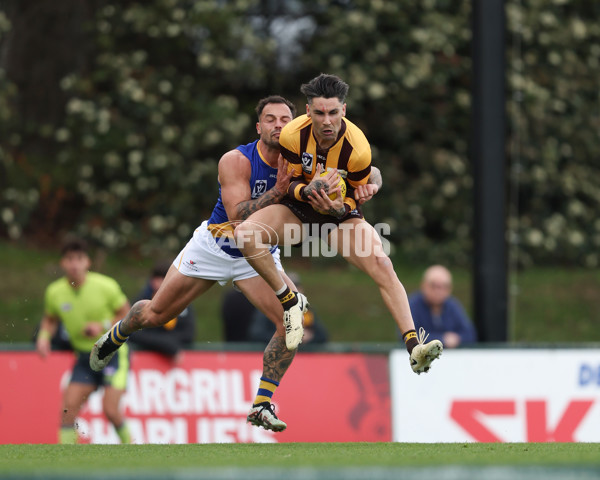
506;0;600;267
1;0;598;266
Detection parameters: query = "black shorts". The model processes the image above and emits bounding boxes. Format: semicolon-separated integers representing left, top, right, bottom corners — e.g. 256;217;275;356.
280;197;362;225
70;346;129;389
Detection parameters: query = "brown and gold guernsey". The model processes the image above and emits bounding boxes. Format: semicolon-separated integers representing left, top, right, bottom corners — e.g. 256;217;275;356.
279;114;371;213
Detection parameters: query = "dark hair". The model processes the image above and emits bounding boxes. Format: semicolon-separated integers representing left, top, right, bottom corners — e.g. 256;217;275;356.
60;235;88;257
255;95;296;120
151;259;172;278
300;74;349;104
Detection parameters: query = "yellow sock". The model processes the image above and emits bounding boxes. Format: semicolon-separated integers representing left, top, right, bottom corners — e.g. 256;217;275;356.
253;377;279;406
59;426;77;444
276;286;297;310
109;321;129;346
116;423;131;444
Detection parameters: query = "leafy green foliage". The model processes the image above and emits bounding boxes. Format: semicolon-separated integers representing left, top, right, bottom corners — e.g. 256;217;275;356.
296;0;473;265
506;0;600;268
0;0;598;266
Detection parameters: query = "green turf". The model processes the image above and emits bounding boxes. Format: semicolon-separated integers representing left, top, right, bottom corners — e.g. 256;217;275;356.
1;443;599;473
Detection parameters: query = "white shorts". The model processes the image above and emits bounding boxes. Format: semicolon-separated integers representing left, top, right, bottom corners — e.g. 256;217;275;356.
173;221;283;286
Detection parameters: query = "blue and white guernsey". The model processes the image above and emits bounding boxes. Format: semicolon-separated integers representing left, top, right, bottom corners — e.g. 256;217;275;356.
207;140;278;257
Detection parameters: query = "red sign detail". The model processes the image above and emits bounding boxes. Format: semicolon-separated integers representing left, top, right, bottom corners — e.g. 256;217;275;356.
450;399;595;443
450;400;515;442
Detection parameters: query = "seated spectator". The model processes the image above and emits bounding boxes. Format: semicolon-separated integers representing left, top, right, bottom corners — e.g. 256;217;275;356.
128;260;196;363
221;271;328;346
402;265;477;348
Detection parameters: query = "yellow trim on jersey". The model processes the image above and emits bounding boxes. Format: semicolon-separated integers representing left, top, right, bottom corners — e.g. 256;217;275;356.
292;183;304;201
256;140;271;167
207;221;235;238
344;196;357;212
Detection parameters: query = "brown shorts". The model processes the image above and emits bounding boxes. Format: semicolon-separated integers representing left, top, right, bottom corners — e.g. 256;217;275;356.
280;197;363;242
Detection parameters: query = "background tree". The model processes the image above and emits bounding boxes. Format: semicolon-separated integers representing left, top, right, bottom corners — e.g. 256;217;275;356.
1;0;598;267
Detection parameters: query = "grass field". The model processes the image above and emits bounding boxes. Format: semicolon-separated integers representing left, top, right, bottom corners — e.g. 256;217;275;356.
1;239;599;345
1;443;600;479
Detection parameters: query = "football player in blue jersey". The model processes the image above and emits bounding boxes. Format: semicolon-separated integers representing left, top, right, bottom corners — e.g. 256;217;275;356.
91;96;302;431
91;95;380;432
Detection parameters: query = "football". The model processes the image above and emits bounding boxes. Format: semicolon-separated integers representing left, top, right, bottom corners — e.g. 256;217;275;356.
324;171;346;201
314;171;346;214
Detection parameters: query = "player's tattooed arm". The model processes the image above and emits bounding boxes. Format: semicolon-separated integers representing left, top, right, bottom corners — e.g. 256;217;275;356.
236;155;292;220
354;166;382;205
369;166;382;189
223;153;293;221
262;334;296;382
236;188;286;220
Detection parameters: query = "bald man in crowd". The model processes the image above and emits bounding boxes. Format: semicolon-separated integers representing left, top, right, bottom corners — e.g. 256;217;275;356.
402;265;477;348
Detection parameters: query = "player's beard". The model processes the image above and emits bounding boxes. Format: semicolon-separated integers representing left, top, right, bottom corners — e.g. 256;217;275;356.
261;132;280;150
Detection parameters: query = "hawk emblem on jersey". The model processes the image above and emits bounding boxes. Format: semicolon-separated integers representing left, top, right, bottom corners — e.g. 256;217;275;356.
301;152;313;173
251;180;268;198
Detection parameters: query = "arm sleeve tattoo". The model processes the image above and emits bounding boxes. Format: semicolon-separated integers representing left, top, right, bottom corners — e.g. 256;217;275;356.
236;186;285;220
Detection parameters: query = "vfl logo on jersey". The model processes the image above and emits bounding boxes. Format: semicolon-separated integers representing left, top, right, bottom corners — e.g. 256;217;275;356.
60;303;72;312
251;180;268;198
301;152;313;173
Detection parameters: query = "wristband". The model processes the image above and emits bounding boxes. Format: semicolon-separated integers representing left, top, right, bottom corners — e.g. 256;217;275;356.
38;330;51;341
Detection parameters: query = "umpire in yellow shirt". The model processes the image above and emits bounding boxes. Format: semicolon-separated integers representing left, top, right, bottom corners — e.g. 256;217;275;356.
36;236;131;444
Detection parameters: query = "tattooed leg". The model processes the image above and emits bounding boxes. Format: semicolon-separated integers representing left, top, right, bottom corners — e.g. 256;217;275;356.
262;333;296;382
117;300;151;335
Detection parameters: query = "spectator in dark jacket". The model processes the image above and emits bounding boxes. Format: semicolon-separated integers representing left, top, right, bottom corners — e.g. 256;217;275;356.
222;271;328;346
129;260;196;363
401;265;477;348
247;297;329;346
221;288;256;342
